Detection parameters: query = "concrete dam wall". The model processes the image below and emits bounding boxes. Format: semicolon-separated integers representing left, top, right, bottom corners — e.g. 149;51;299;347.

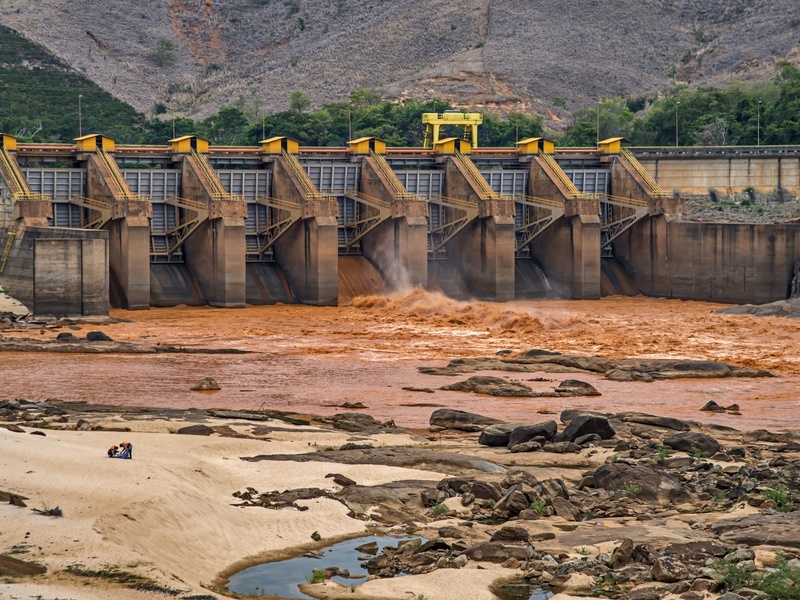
615;218;800;304
3;137;800;315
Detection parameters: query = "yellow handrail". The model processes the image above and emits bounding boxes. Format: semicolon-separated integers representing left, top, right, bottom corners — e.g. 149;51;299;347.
537;151;581;198
190;150;230;198
280;150;335;201
0;148;32;194
0;223;17;273
455;152;499;199
516;195;565;208
620;148;667;197
97;149;140;201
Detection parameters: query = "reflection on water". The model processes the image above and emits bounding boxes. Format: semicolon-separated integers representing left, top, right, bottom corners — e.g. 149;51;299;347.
228;535;421;598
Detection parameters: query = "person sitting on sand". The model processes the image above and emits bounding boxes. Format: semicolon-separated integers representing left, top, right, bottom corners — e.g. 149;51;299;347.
118;441;132;459
107;445;118;458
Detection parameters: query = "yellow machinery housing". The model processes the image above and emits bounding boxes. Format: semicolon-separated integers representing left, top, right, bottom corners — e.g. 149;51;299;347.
516;137;556;154
261;136;300;154
422;111;483;148
348;136;387;155
74;134;115;152
598;137;626;154
0;133;18;151
169;135;210;154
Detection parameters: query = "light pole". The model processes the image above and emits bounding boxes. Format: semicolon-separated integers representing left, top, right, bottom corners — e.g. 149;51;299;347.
596;101;601;144
348;101;352;141
675;101;680;148
757;100;762;146
78;94;83;137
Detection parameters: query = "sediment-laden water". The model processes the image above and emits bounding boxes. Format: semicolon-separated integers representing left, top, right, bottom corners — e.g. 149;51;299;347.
2;290;799;429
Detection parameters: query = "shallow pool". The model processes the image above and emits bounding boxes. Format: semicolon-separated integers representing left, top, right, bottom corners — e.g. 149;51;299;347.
227;534;419;599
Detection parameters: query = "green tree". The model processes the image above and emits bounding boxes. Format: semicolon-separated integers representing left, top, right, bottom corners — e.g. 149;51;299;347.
289;90;312;113
150;39;176;67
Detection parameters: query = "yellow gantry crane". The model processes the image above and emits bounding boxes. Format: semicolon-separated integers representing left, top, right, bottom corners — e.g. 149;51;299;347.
422;111;483;148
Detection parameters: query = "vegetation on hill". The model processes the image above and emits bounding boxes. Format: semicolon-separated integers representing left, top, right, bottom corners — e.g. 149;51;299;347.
2;21;800;149
0;24;145;142
561;65;800;147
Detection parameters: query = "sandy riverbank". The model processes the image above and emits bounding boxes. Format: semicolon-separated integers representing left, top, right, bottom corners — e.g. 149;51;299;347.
3;290;800;599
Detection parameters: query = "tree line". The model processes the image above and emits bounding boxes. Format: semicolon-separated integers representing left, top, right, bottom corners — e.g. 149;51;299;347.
2;17;800;149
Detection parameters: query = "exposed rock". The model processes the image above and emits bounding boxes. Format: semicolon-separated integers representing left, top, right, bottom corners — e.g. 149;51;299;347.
710;512;800;548
326;473;356;487
560;409;611;423
244;448;506;474
355;541;379;554
554;379;601;396
651;555;690;582
605;368;655;382
500;470;539;488
554;415;615;442
663;431;721;457
589;462;688;504
340;401;366;409
610;538;635;569
574;433;601;446
441;376;535;397
55;332;80;343
464;541;533;563
541;441;581;453
0;555;47;576
429;408;503;432
86;330;113;341
615;412;692;431
490;526;531;544
700;400;726;412
190;377;221;391
509;441;543;453
550;496;582;521
479;422;527;447
507;421;558;448
176;424;215;436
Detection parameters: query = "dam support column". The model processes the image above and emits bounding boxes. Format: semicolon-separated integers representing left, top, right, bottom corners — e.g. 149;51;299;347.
443;154;516;301
528;156;601;299
178;150;247;308
270;154;339;305
83;149;152;309
358;155;428;289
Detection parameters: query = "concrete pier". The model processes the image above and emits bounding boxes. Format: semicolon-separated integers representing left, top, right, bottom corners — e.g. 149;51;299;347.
271;155;339;305
443;156;516;301
85;153;152;309
180;153;247;307
358;156;428;289
529;156;601;299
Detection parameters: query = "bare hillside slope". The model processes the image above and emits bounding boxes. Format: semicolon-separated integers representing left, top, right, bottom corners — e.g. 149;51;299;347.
1;0;798;122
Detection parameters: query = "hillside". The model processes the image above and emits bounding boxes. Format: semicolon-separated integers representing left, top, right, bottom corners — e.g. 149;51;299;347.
0;0;799;124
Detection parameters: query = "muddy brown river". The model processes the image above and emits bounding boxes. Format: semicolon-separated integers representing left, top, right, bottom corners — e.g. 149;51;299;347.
2;290;799;430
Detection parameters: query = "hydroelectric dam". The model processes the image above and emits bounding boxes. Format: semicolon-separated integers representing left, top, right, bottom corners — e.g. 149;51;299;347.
1;129;799;316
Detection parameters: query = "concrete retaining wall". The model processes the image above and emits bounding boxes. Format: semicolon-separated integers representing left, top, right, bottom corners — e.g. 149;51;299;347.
615;218;800;304
0;226;108;315
640;156;800;200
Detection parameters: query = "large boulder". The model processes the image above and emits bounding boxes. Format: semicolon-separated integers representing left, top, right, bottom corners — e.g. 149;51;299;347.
429;408;503;432
710;512;800;548
554;415;615;442
554;379;601;396
589;462;688;504
663;431;721;457
479;422;526;446
615;412;692;432
441;376;534;397
464;541;534;563
507;421;558;448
